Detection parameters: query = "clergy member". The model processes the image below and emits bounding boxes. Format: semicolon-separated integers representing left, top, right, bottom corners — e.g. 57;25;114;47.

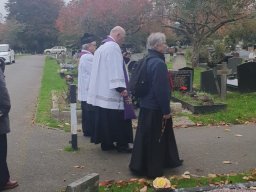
129;32;183;178
78;33;97;137
87;26;133;153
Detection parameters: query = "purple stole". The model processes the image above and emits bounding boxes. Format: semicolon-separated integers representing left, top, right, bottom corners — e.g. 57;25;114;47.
103;36;136;120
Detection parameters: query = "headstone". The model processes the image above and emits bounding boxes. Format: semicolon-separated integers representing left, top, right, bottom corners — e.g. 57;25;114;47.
173;52;186;71
227;57;242;76
168;70;193;92
217;62;232;100
200;70;220;94
179;67;194;83
237;62;256;92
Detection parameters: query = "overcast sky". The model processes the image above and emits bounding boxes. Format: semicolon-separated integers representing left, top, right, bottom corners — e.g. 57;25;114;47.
0;0;70;18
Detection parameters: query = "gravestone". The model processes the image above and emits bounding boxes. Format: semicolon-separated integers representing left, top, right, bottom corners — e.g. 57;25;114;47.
179;67;194;83
173;52;186;71
217;62;232;100
168;70;193;92
227;57;242;77
237;62;256;92
201;69;220;94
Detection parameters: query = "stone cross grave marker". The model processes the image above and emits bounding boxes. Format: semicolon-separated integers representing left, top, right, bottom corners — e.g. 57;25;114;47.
217;62;232;100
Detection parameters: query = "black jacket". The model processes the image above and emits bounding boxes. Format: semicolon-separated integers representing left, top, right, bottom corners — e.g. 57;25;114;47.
0;68;11;134
140;49;171;115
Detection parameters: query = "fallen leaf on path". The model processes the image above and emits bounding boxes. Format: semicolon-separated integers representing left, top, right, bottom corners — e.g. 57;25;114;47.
224;129;231;132
250;186;256;190
222;161;232;164
129;178;138;182
140;186;147;192
138;179;146;184
182;171;191;179
73;165;85;169
235;134;243;137
208;173;217;178
99;180;114;187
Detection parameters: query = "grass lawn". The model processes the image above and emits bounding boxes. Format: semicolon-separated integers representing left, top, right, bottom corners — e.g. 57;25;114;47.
167;60;256;125
35;57;68;129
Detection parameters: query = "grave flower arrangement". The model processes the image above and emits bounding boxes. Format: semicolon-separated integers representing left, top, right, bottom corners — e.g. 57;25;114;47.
153;177;175;191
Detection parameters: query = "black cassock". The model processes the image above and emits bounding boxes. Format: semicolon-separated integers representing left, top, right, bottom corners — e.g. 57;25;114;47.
129;108;182;178
91;106;133;150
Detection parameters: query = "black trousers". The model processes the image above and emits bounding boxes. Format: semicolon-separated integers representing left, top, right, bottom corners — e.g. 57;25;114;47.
0;134;10;190
81;101;87;135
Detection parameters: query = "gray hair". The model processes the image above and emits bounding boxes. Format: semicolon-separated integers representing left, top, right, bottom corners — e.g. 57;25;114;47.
110;26;125;36
82;43;89;50
147;32;166;50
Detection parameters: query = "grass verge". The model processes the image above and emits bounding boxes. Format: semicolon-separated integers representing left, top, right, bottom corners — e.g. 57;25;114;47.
35;57;68;129
100;169;256;191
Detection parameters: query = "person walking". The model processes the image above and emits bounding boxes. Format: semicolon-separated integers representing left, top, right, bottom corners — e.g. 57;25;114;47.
87;26;134;153
129;32;183;178
78;34;97;137
0;58;18;190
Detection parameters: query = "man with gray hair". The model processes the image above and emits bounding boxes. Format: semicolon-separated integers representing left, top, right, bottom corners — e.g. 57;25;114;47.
87;26;134;153
129;32;182;178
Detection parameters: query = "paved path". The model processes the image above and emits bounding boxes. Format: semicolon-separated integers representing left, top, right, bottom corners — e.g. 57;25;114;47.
4;55;256;192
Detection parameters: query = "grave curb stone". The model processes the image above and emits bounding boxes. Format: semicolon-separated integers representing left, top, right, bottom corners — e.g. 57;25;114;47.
66;173;99;192
173;181;256;192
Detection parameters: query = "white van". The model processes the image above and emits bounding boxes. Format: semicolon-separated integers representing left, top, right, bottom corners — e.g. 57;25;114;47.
0;44;15;64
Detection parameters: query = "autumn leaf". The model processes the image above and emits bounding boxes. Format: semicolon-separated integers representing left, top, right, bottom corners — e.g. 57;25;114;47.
140;186;147;192
99;180;114;187
222;161;232;164
182;171;191;179
208;173;217;178
129;178;138;182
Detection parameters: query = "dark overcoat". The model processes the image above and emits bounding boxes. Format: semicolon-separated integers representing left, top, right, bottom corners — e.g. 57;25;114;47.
0;68;11;135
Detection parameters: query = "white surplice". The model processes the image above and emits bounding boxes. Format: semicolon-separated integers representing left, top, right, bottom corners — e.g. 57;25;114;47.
87;41;126;110
77;51;93;101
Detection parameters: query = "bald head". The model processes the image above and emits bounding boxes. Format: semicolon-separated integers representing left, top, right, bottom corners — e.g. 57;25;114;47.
110;26;126;45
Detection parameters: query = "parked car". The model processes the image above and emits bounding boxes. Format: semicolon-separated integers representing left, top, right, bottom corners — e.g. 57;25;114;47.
44;46;67;54
0;44;15;64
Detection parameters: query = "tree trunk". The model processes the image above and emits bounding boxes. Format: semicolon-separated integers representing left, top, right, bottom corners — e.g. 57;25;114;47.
191;42;200;68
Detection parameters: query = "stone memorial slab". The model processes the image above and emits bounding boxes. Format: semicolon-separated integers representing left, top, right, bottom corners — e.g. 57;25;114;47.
227;57;242;76
179;67;194;82
200;70;220;94
169;70;193;92
237;62;256;92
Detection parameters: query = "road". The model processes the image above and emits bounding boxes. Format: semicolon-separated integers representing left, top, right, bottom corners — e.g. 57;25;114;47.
4;55;256;191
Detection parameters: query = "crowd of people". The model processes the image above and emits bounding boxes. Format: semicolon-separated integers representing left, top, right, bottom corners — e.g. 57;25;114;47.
0;26;183;191
78;26;183;178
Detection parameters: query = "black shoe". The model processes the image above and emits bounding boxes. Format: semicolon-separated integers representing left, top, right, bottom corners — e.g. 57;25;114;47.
101;143;116;151
116;146;133;153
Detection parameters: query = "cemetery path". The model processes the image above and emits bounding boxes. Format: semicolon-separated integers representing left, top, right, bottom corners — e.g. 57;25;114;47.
4;55;256;192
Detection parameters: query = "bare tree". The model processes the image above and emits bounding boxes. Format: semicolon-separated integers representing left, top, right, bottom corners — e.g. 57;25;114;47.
154;0;256;67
